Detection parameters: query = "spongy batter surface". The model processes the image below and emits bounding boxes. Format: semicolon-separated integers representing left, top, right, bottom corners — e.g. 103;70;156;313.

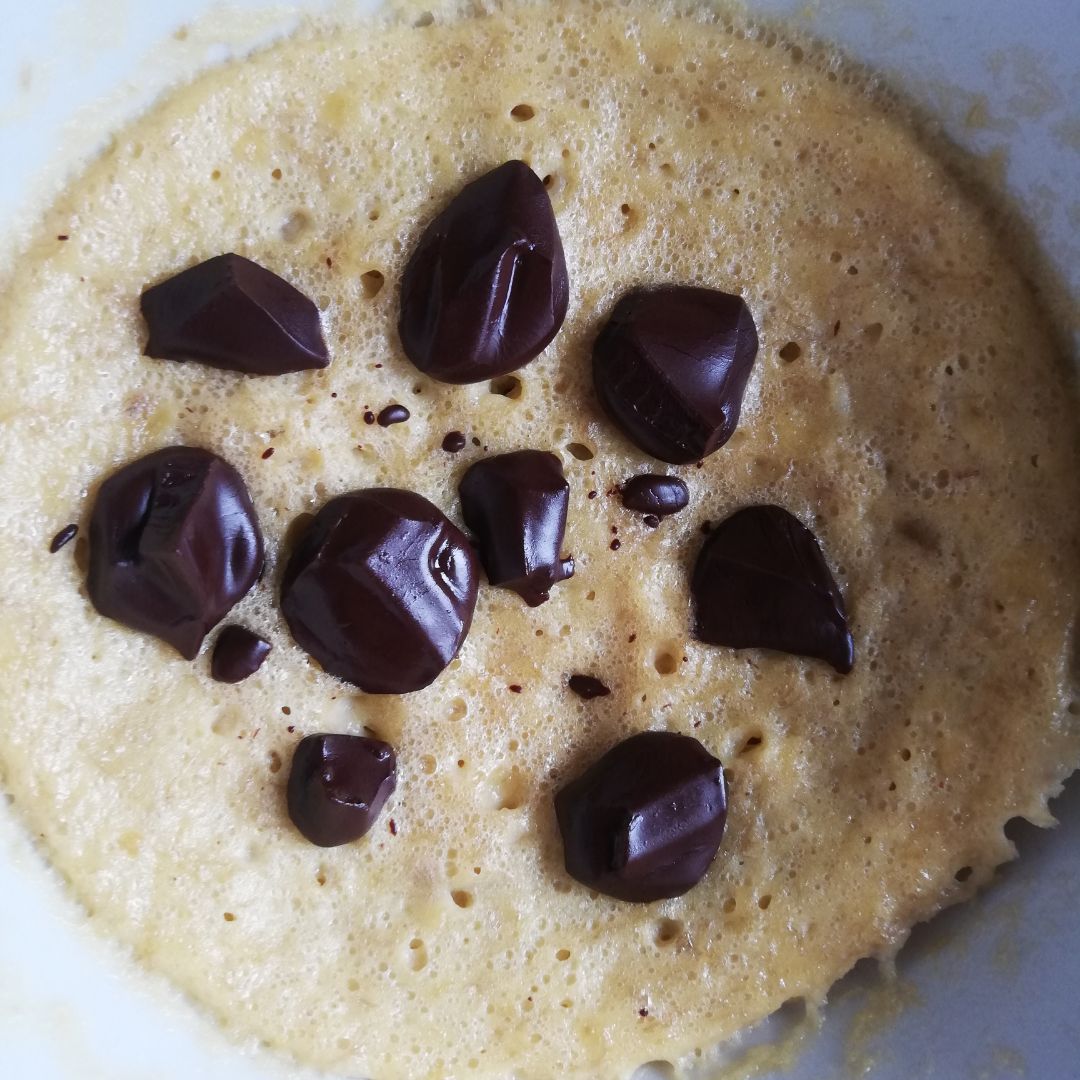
0;2;1077;1077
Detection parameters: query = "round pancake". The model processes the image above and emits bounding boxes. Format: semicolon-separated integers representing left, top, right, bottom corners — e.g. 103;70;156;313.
0;1;1077;1077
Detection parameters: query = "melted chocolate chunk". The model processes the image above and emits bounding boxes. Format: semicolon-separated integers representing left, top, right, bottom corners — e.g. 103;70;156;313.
442;431;468;453
141;253;328;375
691;504;854;673
87;446;264;659
281;489;478;693
592;286;758;464
567;674;611;700
211;624;271;683
554;732;727;902
377;404;410;427
287;733;396;847
398;161;569;384
48;523;78;553
459;450;574;606
621;474;690;516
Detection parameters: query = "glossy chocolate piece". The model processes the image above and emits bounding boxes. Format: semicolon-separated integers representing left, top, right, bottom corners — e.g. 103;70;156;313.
459;450;574;606
567;674;611;700
592;286;758;464
377;404;410;427
281;489;478;693
287;733;396;847
211;624;271;683
554;731;727;902
141;253;328;375
48;523;78;553
442;431;467;453
691;504;854;674
398;161;569;384
621;475;690;516
87;446;264;659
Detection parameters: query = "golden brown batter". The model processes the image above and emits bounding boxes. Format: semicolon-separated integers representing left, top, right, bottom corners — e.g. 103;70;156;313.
0;1;1076;1077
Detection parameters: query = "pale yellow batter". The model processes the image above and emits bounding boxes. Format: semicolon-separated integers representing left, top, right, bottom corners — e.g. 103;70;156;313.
0;1;1076;1077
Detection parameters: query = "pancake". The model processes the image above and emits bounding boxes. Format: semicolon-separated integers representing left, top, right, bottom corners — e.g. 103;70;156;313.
0;1;1077;1077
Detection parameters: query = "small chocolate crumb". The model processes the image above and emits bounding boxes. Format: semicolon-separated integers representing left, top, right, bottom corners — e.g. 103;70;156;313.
442;431;467;453
643;514;660;528
638;1009;649;1018
587;490;598;499
472;436;482;447
377;404;410;427
568;674;610;700
363;410;376;425
388;818;398;835
628;633;637;643
287;725;296;733
610;538;621;551
508;684;523;693
261;447;275;459
282;706;291;716
57;234;69;241
48;523;78;553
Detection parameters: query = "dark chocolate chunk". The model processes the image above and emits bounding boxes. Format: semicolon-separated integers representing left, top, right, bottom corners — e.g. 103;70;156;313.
691;504;854;674
377;404;410;427
281;489;478;693
398;160;569;384
211;624;271;683
592;286;758;464
554;731;727;902
49;523;78;553
442;431;468;453
87;446;264;659
621;475;690;516
287;733;396;847
458;450;574;606
363;410;376;425
567;674;611;700
140;253;328;375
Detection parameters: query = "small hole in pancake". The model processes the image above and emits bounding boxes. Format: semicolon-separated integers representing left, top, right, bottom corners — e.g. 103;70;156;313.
654;918;683;945
268;751;282;774
420;755;437;775
555;948;571;961
758;894;772;910
738;733;764;755
955;866;973;882
223;912;236;922
723;898;737;914
271;168;282;180
448;698;467;721
654;652;678;675
413;10;434;27
451;890;474;908
408;938;428;971
347;978;360;991
495;766;526;811
490;375;522;398
566;442;594;461
864;321;884;344
281;210;310;241
361;270;385;298
779;341;801;362
210;169;221;181
900;748;912;761
510;103;536;121
316;867;327;886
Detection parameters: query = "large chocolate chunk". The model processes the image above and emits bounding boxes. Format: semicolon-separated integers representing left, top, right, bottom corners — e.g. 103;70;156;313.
87;446;264;659
281;489;478;693
211;624;271;683
398;161;569;384
141;253;329;375
287;733;396;847
592;286;758;464
458;450;574;606
554;732;727;902
691;504;854;673
620;474;690;516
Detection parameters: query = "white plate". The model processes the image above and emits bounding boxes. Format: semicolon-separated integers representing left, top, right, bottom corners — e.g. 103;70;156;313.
1;2;1077;1077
